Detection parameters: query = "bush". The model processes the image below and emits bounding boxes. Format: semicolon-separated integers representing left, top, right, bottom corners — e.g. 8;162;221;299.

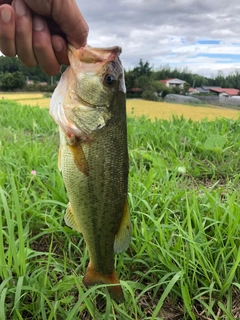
142;90;158;101
24;83;56;93
126;92;142;99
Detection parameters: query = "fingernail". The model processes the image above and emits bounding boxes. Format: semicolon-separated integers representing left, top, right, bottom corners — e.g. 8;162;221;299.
1;7;12;23
33;16;44;31
52;38;63;52
14;0;28;16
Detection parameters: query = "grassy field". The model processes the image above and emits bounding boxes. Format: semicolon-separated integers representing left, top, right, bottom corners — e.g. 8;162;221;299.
1;92;239;121
0;98;240;319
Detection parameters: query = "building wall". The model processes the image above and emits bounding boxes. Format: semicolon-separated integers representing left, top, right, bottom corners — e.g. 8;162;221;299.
219;92;229;97
166;81;184;89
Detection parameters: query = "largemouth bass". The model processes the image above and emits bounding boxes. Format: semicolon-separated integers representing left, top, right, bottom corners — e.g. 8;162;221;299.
50;45;131;303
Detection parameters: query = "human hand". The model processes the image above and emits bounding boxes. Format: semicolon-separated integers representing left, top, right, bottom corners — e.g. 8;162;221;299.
0;0;88;75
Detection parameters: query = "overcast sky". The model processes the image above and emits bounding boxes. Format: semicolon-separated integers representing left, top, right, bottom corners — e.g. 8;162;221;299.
77;0;240;77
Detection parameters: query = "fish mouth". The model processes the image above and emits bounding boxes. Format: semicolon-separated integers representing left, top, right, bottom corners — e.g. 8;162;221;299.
50;45;123;137
68;45;122;64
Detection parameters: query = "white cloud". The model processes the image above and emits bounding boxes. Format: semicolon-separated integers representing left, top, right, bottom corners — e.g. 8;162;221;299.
75;0;240;76
1;1;240;77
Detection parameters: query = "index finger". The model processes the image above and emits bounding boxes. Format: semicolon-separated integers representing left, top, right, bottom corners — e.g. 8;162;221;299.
0;4;16;56
24;0;89;48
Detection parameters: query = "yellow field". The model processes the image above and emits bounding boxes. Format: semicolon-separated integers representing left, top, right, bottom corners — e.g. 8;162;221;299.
127;99;240;121
0;92;50;108
16;98;51;108
1;93;239;121
1;92;44;101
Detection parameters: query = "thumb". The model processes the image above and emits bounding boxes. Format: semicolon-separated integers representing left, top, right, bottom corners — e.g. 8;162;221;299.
52;0;89;48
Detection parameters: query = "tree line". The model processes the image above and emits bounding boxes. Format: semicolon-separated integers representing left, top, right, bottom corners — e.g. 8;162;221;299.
0;56;65;91
1;55;240;97
125;60;240;100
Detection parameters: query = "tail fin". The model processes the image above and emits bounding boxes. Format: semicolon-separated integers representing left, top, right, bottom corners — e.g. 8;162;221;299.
83;262;124;303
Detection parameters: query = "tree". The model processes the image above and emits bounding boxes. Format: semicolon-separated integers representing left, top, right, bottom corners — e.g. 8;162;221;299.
0;56;21;73
142;90;158;101
214;71;225;87
0;56;62;85
134;75;152;91
183;82;191;95
172;86;181;94
125;60;152;92
124;70;135;91
133;59;152;77
152;81;170;98
0;71;25;91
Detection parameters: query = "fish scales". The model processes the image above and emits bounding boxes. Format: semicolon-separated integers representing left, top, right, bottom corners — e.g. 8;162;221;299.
61;92;128;273
50;45;131;303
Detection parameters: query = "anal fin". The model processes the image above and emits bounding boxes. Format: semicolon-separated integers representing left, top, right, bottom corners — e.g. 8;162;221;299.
114;199;132;254
64;203;82;233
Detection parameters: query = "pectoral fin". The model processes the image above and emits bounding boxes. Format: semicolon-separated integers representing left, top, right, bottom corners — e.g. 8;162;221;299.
114;199;132;254
69;142;89;176
64;204;82;233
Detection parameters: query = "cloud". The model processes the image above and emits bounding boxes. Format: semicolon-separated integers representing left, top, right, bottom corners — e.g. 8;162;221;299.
77;0;240;77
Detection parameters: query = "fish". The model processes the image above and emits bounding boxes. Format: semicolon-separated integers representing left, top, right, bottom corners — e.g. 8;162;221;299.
49;45;131;303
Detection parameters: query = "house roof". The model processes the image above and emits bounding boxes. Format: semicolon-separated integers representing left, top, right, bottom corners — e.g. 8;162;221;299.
209;88;239;95
188;87;196;92
128;87;142;92
195;86;222;93
195;87;208;93
201;86;221;90
160;78;175;83
160;78;186;84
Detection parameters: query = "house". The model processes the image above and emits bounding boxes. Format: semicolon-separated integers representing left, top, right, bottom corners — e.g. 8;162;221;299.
193;86;239;96
194;86;222;94
26;80;34;85
160;78;186;89
194;87;207;93
128;87;142;93
202;86;222;92
188;87;198;95
127;87;142;98
209;88;239;97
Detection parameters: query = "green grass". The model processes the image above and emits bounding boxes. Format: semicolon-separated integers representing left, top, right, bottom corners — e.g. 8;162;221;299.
0;99;239;319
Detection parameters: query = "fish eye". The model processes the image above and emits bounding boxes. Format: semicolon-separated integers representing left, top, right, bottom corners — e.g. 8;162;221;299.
104;74;115;86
